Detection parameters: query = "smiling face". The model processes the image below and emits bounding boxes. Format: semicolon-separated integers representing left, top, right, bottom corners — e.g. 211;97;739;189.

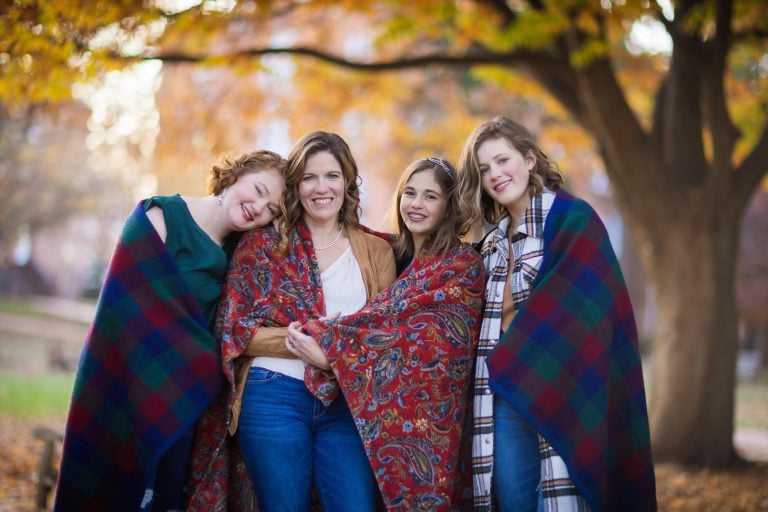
399;169;448;252
477;136;534;220
224;168;284;230
298;150;345;226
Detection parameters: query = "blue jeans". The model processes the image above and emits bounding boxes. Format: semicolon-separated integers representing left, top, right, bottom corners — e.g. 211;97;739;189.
237;367;379;512
152;427;194;511
493;396;543;512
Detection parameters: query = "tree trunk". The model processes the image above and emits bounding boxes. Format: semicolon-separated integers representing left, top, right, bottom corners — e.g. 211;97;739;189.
647;213;740;467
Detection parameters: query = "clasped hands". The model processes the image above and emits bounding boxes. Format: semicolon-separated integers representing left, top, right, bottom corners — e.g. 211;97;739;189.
285;313;340;370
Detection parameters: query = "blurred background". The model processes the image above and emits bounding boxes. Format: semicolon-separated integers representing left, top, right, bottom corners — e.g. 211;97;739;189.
0;1;767;510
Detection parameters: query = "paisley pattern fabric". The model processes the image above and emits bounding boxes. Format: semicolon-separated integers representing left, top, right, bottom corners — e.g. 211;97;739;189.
303;243;484;511
186;223;325;511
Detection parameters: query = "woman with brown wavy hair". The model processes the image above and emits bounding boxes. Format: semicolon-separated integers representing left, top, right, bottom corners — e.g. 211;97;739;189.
188;131;395;511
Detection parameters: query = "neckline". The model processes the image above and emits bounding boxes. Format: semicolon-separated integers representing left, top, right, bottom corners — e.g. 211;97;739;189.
176;195;225;249
320;245;353;276
314;226;343;251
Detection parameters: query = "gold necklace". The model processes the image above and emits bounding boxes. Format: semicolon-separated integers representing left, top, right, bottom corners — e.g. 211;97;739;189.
315;227;343;251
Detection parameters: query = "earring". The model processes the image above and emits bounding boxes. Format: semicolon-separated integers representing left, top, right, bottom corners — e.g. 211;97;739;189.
217;188;228;206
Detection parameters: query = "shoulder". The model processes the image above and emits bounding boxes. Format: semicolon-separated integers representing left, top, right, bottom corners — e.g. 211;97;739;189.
451;242;483;265
364;231;394;254
420;243;483;285
421;243;482;270
242;226;280;245
542;190;611;254
451;244;484;282
349;226;396;273
349;227;394;255
143;194;182;211
546;190;602;229
549;189;595;217
234;226;280;255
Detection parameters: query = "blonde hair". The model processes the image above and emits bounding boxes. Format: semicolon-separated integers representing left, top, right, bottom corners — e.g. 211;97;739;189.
207;150;287;195
392;157;466;262
457;115;563;230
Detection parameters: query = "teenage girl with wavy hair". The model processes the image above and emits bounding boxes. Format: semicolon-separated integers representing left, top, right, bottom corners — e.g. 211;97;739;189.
457;116;656;512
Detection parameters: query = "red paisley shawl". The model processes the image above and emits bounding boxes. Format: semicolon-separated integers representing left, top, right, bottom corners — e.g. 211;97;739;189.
303;242;484;512
186;223;326;511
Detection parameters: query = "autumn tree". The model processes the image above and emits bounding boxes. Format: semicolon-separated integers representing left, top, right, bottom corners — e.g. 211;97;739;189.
3;0;768;468
0;2;156;261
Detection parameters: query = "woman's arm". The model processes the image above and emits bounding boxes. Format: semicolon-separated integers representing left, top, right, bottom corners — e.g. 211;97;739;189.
241;326;295;358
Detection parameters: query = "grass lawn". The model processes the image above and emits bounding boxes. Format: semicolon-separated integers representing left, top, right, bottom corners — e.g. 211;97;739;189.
0;372;75;419
737;370;768;430
0;299;38;316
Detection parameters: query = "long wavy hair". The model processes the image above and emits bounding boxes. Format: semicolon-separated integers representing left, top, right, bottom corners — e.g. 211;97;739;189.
457;115;563;231
279;131;361;250
392;157;466;262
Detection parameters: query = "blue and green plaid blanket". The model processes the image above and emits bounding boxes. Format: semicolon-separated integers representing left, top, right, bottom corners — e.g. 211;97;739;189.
54;203;223;511
487;191;656;511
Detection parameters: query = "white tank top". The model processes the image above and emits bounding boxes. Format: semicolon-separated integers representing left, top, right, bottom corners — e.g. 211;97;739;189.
251;246;367;379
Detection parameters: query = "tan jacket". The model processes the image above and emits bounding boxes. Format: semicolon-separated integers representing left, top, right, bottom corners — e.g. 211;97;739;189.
228;226;396;434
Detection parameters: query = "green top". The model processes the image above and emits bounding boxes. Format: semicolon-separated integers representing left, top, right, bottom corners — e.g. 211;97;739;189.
144;194;228;328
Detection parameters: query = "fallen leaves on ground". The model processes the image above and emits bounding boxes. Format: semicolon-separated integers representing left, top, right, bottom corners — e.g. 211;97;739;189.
1;416;767;511
0;416;60;511
655;462;768;511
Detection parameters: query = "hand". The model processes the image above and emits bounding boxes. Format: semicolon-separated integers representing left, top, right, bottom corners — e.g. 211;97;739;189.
285;321;331;370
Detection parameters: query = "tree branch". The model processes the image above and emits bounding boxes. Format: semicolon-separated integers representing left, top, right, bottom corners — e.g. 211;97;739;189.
662;28;708;187
649;75;668;155
733;27;768;41
152;45;566;73
525;63;584;123
152;42;589;129
705;0;739;205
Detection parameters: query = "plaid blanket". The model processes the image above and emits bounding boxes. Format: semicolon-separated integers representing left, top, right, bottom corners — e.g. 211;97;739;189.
54;203;223;512
486;191;656;511
302;243;484;511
